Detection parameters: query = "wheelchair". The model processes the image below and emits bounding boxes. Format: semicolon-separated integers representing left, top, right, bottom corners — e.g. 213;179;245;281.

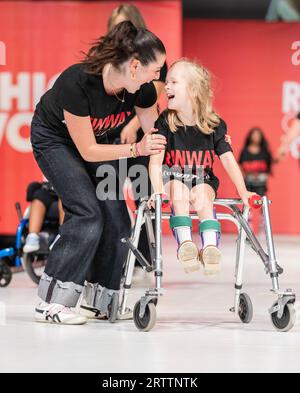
119;194;297;333
0;201;59;287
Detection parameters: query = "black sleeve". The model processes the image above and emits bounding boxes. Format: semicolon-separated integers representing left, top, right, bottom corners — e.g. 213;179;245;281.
213;119;233;157
158;62;168;83
297;112;300;120
154;113;169;138
134;82;157;108
59;78;90;117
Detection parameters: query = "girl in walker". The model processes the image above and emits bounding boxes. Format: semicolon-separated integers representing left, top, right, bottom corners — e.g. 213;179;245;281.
149;59;256;275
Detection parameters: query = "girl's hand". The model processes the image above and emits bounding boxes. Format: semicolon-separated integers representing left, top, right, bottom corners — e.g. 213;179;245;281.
139;128;166;156
147;192;170;209
239;190;258;207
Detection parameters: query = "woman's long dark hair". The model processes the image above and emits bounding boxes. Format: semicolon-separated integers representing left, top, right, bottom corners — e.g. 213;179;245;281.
83;21;165;75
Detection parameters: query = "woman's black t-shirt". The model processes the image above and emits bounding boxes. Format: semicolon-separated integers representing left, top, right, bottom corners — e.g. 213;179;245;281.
35;63;157;142
239;148;272;175
155;112;232;193
238;147;272;191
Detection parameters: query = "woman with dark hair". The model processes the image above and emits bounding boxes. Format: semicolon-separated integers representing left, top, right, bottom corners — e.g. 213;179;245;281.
105;4;168;281
239;127;273;196
31;21;166;325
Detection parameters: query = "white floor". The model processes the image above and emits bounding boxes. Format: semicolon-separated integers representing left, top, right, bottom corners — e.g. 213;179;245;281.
1;234;300;373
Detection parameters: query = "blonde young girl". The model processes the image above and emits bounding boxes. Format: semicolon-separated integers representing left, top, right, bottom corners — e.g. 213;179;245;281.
149;59;256;275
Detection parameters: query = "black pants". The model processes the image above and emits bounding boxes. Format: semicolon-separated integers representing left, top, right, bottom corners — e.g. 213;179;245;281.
31;115;130;307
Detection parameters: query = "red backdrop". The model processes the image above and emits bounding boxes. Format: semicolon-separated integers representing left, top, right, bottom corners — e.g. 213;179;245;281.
184;20;300;234
0;1;182;234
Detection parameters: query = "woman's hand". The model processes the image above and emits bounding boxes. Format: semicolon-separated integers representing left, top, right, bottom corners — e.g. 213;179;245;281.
138;128;166;156
239;190;258;207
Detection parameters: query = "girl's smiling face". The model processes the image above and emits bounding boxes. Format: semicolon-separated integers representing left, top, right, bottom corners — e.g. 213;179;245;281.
165;64;192;111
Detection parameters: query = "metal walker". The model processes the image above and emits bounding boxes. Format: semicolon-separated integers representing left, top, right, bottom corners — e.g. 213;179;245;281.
120;194;296;332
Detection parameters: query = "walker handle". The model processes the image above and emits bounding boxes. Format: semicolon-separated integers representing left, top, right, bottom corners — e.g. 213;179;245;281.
248;195;263;209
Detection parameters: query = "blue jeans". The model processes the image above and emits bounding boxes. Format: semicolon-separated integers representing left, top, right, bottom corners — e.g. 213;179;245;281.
31;114;131;307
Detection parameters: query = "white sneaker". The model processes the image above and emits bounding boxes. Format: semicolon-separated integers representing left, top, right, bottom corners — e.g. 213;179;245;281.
35;302;87;325
24;233;40;253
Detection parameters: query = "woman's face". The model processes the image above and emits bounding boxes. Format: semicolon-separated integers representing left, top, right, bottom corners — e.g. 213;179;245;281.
165;64;190;111
124;53;166;93
251;129;263;144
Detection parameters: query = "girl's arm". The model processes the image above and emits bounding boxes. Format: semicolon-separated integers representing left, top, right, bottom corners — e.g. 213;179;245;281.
149;150;165;194
64;110;166;162
219;151;256;206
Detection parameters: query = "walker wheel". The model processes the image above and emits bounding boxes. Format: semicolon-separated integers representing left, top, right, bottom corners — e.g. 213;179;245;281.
270;301;296;332
133;300;156;332
238;293;253;324
0;259;12;287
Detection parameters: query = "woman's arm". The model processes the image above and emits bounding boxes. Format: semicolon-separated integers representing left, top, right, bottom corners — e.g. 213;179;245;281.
277;118;300;159
64;110;166;162
220;151;256;206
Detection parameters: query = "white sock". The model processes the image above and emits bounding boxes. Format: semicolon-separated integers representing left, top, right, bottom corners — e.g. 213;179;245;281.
174;226;192;244
202;231;217;248
201;219;218;248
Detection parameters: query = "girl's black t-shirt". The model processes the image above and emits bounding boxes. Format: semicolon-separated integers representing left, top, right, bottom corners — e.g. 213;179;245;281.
35;63;157;141
155;112;232;188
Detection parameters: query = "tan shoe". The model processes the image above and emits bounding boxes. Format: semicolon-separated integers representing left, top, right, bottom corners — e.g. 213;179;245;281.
199;245;222;276
177;241;201;273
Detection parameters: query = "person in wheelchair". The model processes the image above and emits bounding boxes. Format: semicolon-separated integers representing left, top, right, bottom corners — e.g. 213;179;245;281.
149;59;256;276
23;181;64;253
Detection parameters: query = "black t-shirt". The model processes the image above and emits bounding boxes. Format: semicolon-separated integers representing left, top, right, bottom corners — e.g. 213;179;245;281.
155;112;232;187
35;63;157;141
239;148;272;175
